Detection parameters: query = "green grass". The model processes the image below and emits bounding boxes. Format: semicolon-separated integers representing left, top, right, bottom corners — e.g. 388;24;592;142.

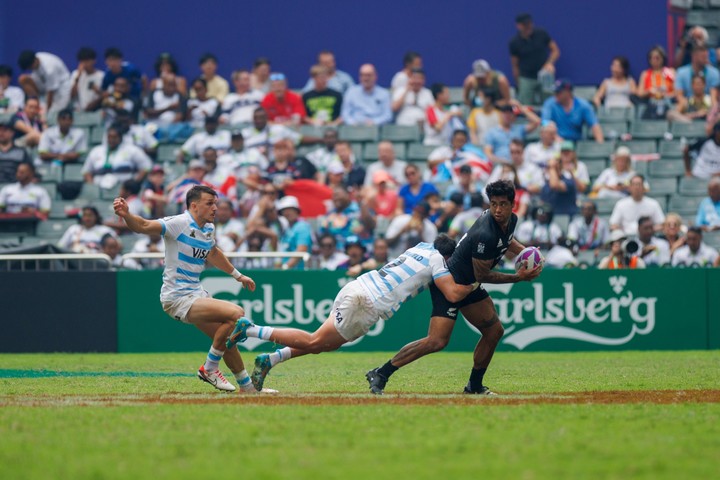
1;351;719;480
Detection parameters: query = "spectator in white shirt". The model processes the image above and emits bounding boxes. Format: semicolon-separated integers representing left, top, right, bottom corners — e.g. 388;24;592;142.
567;200;609;250
221;69;264;126
214;199;245;252
38;109;88;166
114;109;159;158
178;115;230;163
315;233;349;271
671;226;719;267
240;107;303;158
385;201;438;259
364;141;408;187
144;74;190;143
100;77;135;128
391;69;434;126
305;129;339;183
149;52;188;96
218;130;268;182
130;233;165;269
187;78;220;129
250;57;272;93
524;121;561;168
302;50;355;94
684;121;720;178
82;125;152;189
0;65;25;114
610;174;665;235
487;139;544;194
58;205;117;253
635;215;671;266
424;82;464;147
17;50;71;117
70;47;104;112
101;235;141;270
0;163;51;218
592;145;636;199
390;52;423;93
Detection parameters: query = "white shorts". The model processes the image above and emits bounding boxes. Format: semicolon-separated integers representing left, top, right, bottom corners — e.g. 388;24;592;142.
332;281;383;341
161;290;209;323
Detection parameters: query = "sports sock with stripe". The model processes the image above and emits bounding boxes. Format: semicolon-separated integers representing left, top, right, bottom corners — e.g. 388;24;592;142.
268;347;292;367
203;346;224;372
234;369;255;392
246;325;274;340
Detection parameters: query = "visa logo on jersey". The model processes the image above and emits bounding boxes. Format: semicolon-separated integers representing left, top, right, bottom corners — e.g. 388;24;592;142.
192;247;209;260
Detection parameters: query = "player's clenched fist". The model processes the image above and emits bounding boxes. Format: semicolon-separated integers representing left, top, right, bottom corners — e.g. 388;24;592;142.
113;197;129;217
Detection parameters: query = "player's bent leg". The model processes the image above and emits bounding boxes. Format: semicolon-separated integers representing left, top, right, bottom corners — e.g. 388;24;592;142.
460;297;504;395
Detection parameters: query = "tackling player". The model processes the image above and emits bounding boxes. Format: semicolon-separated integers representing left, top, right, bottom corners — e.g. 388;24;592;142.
226;234;476;391
113;185;259;393
367;179;542;395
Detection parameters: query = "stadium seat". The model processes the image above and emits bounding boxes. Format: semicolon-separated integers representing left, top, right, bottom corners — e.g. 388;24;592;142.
679;177;709;196
648;194;668;211
703;230;720;249
554;214;571;234
100;184;121;200
573;86;597;101
407;143;436;162
599;121;629;139
299;125;326;138
576;141;614;159
350;142;363;161
594;197;617;215
632;160;649;176
630;121;669;140
669;195;701;215
0;113;12;124
39;182;57;199
63;163;84;182
659;140;684;158
670;122;707;139
597;107;632;122
583;159;607;177
157;145;179;163
687;9;720;27
74;111;103;128
77;183;101;201
647;177;677;196
363;142;406;162
36;218;76;239
338;125;378;143
618;140;657;154
448;87;464;105
380;124;421;143
649;159;686;178
90;126;104;145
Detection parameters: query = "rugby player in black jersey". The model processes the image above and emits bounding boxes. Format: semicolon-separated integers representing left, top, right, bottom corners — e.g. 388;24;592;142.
367;179;542;395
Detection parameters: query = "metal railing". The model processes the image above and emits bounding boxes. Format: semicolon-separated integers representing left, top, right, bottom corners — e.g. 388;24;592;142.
123;251;312;269
0;253;114;271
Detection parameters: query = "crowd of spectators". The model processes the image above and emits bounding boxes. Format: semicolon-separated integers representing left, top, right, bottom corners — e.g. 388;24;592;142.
2;12;720;271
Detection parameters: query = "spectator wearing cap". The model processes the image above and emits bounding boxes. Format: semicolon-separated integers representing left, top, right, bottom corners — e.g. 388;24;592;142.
221;69;264;126
214;198;245;252
609;174;665;235
17;50;72;117
390;51;423;94
671;226;719;267
0;65;25;114
391;69;434;127
509;13;560;106
523;121;560;168
319;187;375;251
675;43;720;102
277;195;313;270
38;108;88;166
598;230;646;269
306;129;339;183
541;79;603;143
447;192;485;239
186;78;220;130
684;122;720;178
364;141;407;188
141;165;167;218
58;205;117;253
100;48;144;99
484;101;540;164
425;82;464;147
11;96;43;147
261;73;307;126
0;120;31;183
70;47;104;112
331;141;365;189
341;64;392;126
144;74;189;142
302;65;343;126
178;115;231;163
218;130;268;185
567;201;609;250
325;160;347;189
558;140;590;194
463;59;511;107
696;177;720;231
302;50;355;95
385;201;438;259
0;163;51;219
192;53;229;101
366;170;399;218
635;215;671;267
397;163;439;215
540;153;578;216
592;146;636;199
315;233;349;271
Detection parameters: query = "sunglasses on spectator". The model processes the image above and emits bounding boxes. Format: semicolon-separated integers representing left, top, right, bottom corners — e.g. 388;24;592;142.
269;73;286;81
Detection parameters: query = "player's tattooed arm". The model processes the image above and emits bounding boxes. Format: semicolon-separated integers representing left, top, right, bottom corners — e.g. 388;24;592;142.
473;257;540;284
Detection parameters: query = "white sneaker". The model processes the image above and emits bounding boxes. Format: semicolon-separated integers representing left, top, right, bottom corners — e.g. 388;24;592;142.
197;365;236;392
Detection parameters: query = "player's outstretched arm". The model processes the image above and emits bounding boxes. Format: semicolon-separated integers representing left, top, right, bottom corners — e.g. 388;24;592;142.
113;197;163;235
434;274;475;303
472;257;541;284
207;246;256;292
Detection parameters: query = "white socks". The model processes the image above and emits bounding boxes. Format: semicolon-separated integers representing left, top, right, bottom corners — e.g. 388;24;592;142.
268;347;292;367
246;324;274;340
234;370;254;392
203;346;224;372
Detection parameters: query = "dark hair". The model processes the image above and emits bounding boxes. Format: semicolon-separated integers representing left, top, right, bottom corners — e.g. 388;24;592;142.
106;124;123;138
199;53;218;65
637;215;652;227
516;13;532;24
122;179;141;196
631;174;645;184
0;65;12;77
410;68;425;77
692;74;707;84
433;233;457;258
451;129;468;139
217;198;234;210
449;191;465;205
186;185;217;208
81;206;102;225
510;138;525;148
77;47;97;61
254;57;271;68
25;95;40;105
403;51;421;67
688;226;703;236
318;233;336;246
469;192;484;208
17;50;36;70
104;47;123;59
192;77;208;89
647;45;667;66
57;108;74;120
100;233;117;248
430;82;447;99
154;53;179;75
18;161;36;176
486;179;516;203
613;56;631;78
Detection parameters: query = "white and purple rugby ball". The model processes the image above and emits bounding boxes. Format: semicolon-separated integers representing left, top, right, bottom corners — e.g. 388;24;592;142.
515;246;544;272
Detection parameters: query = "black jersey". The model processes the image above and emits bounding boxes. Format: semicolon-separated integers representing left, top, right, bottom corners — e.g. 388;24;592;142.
448;210;518;285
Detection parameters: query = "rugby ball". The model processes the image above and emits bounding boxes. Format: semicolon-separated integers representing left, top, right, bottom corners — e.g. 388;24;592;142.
515;246;544;271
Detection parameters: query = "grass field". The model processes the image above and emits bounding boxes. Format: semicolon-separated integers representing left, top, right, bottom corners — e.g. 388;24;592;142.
1;351;719;480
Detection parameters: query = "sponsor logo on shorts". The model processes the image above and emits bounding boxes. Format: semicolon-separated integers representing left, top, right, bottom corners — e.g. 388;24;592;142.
334;308;344;324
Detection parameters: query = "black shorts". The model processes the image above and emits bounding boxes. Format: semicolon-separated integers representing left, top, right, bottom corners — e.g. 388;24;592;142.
430;283;490;320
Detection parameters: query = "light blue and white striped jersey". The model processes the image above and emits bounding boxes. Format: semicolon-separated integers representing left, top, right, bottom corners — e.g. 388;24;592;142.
357;242;450;320
158;211;215;301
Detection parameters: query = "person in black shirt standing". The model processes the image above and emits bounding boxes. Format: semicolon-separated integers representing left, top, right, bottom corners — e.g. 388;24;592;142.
367;180;542;395
509;13;560;106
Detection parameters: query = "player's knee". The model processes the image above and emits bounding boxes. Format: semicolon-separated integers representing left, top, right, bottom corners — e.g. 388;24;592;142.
425;336;449;353
225;306;245;323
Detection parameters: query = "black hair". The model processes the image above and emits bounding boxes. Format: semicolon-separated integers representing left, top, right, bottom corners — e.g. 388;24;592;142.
199;53;218;65
631;173;645;184
106;124;123;138
0;65;12;77
637;215;652;227
186;185;217;209
25;95;40;105
688;226;703;236
485;179;516;203
318;233;336;245
531;203;554;223
154;53;179;75
81;205;102;225
192;77;208;88
403;51;421;67
57;108;74;120
449;192;465;205
18;161;36;176
410;68;425;76
76;47;97;61
122;179;141;196
253;57;271;68
430;82;446;99
104;47;123;59
17;50;36;70
613;56;631;78
470;192;484;208
647;45;667;66
516;13;532;24
100;233;117;248
433;233;457;258
452;129;468;139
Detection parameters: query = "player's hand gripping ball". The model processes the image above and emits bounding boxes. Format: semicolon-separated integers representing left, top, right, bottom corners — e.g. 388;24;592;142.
515;246;544;271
